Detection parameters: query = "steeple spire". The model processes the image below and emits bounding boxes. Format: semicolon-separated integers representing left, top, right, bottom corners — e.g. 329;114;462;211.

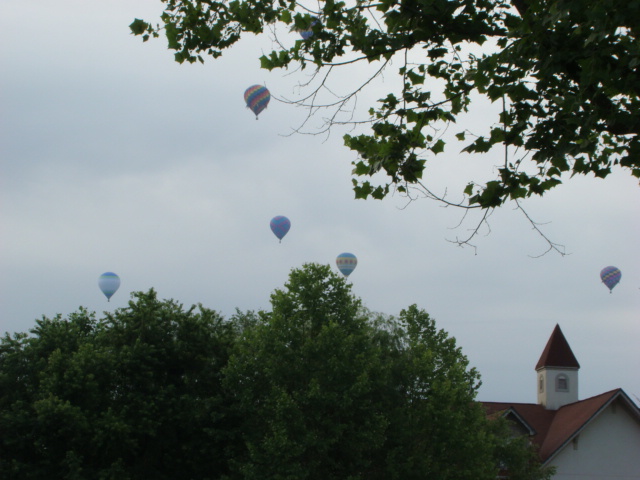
536;324;580;370
536;325;580;409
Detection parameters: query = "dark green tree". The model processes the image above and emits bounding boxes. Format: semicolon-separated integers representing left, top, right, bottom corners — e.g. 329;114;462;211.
223;264;390;479
0;290;238;480
131;0;639;229
1;270;551;479
223;263;552;480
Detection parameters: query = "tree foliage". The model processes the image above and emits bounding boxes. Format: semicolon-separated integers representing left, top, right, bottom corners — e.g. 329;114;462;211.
131;0;639;211
223;264;552;480
0;291;238;479
1;267;552;479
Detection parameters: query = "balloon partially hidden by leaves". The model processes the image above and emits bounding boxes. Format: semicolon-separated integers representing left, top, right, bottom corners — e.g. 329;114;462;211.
600;266;621;293
244;85;270;119
297;17;319;40
336;253;357;278
270;216;291;243
99;272;121;301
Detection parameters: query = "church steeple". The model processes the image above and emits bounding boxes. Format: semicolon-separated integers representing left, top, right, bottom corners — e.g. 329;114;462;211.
536;325;580;409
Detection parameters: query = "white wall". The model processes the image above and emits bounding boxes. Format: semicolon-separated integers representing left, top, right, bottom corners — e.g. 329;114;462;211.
550;402;640;479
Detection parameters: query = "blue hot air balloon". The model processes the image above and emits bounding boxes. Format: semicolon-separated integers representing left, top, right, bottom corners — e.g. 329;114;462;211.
298;17;319;39
336;253;357;278
244;85;271;119
99;272;121;301
270;216;291;243
600;266;621;293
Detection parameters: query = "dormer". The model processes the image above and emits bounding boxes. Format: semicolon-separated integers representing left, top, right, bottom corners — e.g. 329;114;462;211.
535;325;580;410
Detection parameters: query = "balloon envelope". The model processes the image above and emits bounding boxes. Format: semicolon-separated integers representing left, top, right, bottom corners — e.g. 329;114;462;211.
300;29;314;40
298;18;319;39
244;85;271;118
600;266;621;292
270;216;291;242
336;253;357;278
99;272;120;301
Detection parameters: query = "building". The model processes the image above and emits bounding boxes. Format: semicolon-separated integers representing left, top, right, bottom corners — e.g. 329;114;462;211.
482;324;640;479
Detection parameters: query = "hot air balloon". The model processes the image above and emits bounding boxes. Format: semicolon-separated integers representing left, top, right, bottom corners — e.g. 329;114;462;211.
244;85;271;119
298;17;319;39
99;272;121;302
270;216;291;243
336;253;357;278
600;266;621;293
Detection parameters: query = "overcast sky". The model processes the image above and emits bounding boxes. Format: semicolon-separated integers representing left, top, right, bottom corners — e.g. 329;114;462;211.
2;0;639;404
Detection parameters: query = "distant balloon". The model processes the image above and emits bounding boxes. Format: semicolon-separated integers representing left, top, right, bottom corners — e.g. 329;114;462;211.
600;266;621;293
98;272;121;302
336;253;357;278
244;85;271;119
270;216;291;243
298;17;319;39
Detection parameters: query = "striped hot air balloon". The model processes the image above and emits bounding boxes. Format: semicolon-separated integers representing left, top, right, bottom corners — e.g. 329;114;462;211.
244;85;271;119
600;266;621;293
270;216;291;243
336;253;357;278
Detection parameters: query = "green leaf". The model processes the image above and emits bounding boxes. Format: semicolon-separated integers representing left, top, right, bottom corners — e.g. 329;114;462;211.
129;18;149;35
260;55;274;70
406;70;425;85
279;10;292;24
371;185;388;199
463;183;474;196
352;161;370;176
430;139;445;154
353;180;373;199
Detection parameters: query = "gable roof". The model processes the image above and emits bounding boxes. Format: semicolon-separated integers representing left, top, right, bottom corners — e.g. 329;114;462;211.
482;389;640;464
535;324;580;370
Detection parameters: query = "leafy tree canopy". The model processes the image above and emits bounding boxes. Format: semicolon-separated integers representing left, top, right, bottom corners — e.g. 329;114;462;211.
223;264;552;480
1;266;552;479
0;291;238;479
131;0;639;212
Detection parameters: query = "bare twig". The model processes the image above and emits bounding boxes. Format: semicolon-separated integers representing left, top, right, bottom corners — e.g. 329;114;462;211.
445;208;493;255
514;200;567;257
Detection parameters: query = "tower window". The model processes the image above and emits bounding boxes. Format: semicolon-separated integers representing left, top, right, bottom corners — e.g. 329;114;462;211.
539;375;544;393
556;374;569;392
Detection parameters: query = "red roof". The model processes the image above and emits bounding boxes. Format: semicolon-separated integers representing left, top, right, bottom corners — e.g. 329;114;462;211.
535;324;580;370
481;389;640;463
